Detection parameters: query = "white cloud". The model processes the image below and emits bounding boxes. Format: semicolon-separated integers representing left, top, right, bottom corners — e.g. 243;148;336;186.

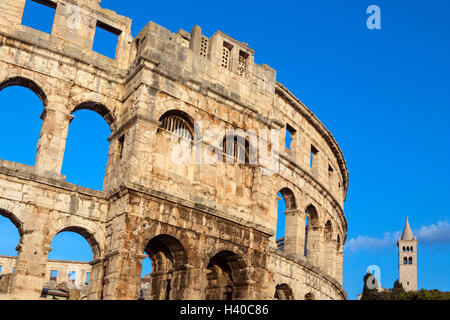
416;221;450;245
346;221;450;253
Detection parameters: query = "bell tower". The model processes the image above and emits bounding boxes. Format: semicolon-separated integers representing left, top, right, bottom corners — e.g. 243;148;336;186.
397;217;418;291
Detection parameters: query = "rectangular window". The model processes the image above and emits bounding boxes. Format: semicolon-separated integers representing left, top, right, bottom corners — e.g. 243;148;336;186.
21;0;57;34
0;265;2;275
328;164;334;183
200;36;209;58
222;42;233;70
85;272;90;285
92;21;121;60
310;145;318;168
50;270;58;281
285;124;296;151
118;134;125;159
68;271;76;283
238;51;248;76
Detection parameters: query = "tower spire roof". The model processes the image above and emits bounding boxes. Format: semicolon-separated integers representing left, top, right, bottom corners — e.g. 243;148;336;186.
401;216;414;240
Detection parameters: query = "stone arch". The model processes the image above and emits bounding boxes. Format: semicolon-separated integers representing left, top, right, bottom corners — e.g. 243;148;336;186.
305;204;319;226
305;292;315;300
154;93;201;125
0;76;48;108
206;250;249;300
72;101;116;132
68;90;120;131
325;220;333;240
142;234;189;300
0;200;28;237
0;208;24;238
279;188;296;211
52;225;103;260
274;283;294;300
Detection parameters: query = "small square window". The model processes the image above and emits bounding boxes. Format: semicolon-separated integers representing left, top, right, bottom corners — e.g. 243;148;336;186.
68;271;76;283
310;145;319;168
285;124;296;151
92;21;121;60
50;270;58;280
21;0;57;34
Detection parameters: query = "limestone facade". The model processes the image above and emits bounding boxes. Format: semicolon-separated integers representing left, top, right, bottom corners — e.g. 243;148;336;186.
0;0;349;300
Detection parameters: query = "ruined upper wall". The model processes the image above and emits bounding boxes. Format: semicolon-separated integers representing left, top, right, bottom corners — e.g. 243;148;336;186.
0;0;133;69
0;0;348;196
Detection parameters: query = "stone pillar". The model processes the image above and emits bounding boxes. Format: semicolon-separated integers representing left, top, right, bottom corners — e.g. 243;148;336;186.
284;209;306;257
175;264;204;300
189;25;203;53
336;249;344;284
11;230;50;300
306;226;322;267
35;108;72;178
323;239;336;277
101;249;146;300
87;257;104;300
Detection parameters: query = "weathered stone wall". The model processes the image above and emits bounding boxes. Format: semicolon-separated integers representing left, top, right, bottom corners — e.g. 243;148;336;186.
0;0;349;300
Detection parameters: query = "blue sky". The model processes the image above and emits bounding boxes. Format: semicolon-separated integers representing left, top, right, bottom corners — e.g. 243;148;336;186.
1;0;450;300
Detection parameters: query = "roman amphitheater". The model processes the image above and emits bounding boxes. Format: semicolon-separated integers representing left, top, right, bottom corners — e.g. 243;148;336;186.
0;0;349;300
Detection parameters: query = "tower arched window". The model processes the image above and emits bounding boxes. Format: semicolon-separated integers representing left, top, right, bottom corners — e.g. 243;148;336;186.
409;257;413;265
403;246;405;252
159;110;194;141
410;246;413;252
403;257;407;265
406;247;409;252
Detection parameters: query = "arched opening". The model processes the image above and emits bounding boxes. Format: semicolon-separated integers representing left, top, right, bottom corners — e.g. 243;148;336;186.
276;188;296;251
44;228;98;300
305;292;315;300
222;135;256;164
274;283;294;300
304;216;310;256
408;257;413;265
61;105;112;191
206;251;248;300
325;221;332;240
141;234;188;300
324;220;335;275
403;257;408;265
410;246;413;252
159;110;194;141
139;257;153;300
0;78;46;167
406;247;409;252
0;210;22;292
304;205;319;259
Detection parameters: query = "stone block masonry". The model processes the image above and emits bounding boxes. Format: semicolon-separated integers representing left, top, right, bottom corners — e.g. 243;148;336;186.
0;0;348;300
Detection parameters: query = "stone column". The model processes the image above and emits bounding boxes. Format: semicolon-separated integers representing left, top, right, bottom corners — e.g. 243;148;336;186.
101;249;146;300
11;229;50;300
175;264;204;300
87;257;104;300
306;226;322;267
323;238;336;277
336;249;344;284
284;209;306;258
35;108;72;178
